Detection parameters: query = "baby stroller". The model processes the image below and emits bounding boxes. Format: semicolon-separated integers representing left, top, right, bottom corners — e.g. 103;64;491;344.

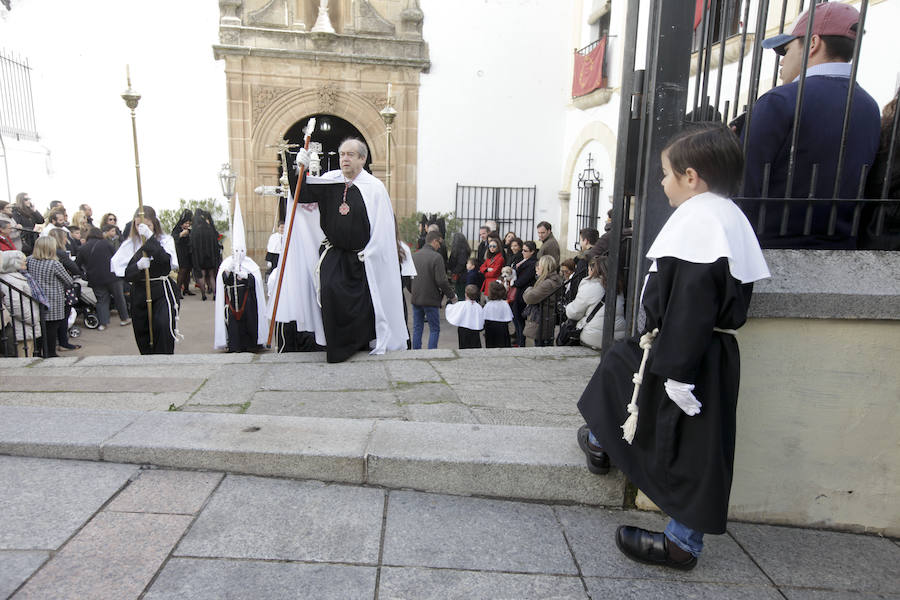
68;277;99;338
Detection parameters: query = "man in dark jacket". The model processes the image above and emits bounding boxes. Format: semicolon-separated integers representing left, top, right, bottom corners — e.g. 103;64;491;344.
536;221;560;262
410;231;456;349
76;227;130;330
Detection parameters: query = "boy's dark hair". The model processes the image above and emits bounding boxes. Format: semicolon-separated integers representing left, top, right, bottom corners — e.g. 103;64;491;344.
487;280;506;301
664;122;744;197
86;226;104;240
466;257;476;268
578;227;599;245
464;284;480;301
425;230;443;245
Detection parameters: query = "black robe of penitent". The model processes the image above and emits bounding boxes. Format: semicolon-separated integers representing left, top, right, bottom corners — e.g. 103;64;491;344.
578;256;753;534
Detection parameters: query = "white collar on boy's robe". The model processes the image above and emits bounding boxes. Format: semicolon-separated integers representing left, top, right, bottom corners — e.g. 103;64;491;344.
445;300;485;330
483;299;513;322
646;191;770;284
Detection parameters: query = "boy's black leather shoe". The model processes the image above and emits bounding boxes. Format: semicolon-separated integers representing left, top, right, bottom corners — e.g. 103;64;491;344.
577;425;610;474
615;525;698;571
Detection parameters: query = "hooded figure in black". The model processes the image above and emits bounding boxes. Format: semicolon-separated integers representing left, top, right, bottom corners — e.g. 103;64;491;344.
190;209;220;300
172;210;194;296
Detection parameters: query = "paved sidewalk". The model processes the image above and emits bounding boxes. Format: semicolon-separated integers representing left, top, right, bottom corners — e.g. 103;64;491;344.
2;455;898;599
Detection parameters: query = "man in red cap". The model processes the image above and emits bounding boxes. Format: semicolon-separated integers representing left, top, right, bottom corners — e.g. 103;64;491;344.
741;1;880;248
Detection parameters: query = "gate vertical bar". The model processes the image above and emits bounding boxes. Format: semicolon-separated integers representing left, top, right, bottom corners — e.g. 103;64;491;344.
630;0;696;303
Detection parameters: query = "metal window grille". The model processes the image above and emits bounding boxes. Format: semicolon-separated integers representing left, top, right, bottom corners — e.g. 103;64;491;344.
0;48;39;141
454;184;536;245
575;153;604;250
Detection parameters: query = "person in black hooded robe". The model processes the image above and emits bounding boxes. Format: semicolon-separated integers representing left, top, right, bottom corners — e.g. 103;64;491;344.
172;209;194;296
190;209;220;301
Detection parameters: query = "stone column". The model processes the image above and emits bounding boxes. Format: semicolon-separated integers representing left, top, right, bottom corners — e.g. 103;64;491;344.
558;190;571;257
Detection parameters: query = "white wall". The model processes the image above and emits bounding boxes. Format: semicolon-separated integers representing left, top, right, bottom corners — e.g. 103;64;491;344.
0;0;227;218
417;0;575;235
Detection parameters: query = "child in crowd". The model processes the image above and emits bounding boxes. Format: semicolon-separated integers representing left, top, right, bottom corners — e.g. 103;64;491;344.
483;280;513;348
463;258;483;292
576;123;769;570
445;284;484;349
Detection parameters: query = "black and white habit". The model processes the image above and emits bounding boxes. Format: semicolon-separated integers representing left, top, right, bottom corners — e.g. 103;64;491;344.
111;227;181;355
577;192;769;534
272;169;407;363
214;196;267;353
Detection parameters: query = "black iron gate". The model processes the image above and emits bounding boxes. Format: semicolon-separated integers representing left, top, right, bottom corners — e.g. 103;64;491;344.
599;0;896;350
454;184;536;244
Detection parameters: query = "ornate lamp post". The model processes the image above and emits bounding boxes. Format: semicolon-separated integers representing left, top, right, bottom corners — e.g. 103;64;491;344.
121;66;153;348
380;83;397;198
218;162;237;202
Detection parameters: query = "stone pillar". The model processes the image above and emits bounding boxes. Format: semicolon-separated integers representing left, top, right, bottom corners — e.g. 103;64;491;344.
558;190;571;258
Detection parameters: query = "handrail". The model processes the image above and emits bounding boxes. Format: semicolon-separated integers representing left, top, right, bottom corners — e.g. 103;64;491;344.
0;274;49;357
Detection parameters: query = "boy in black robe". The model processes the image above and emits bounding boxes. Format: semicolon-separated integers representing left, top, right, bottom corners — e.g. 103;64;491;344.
577;124;769;569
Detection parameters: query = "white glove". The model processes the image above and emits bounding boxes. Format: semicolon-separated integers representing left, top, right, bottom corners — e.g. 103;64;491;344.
137;223;153;240
295;148;310;169
136;256;151;270
664;379;702;416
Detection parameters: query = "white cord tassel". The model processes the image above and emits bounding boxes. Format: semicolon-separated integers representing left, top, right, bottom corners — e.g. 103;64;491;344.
621;328;658;444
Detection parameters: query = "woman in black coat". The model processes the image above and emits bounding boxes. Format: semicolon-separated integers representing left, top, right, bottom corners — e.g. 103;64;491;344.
172;210;195;296
190;209;220;300
77;227;130;329
510;240;537;347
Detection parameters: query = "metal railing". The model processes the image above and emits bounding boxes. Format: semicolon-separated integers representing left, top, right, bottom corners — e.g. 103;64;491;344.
0;274;49;357
455;184;536;246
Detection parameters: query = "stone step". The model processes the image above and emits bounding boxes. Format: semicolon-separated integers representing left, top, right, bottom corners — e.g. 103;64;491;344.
0;405;625;506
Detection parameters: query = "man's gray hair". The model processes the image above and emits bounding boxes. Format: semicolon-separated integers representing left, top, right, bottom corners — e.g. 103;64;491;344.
341;138;368;161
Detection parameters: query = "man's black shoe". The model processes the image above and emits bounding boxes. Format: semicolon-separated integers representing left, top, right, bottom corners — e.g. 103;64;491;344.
577;424;610;474
615;525;698;571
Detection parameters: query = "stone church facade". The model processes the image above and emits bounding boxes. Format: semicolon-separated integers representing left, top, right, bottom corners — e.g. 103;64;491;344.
214;0;429;262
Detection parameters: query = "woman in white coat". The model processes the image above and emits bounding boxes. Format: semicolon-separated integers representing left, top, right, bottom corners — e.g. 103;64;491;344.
565;256;626;350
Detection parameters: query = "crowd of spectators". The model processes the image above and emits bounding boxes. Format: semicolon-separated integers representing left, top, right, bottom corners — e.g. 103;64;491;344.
0;194;133;357
407;218;627;352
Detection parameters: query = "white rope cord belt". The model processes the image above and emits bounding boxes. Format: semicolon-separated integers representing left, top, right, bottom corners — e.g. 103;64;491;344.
621;326;736;444
148;275;184;343
314;238;331;308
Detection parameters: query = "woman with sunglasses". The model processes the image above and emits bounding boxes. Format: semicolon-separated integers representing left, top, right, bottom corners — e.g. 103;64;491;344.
478;236;505;296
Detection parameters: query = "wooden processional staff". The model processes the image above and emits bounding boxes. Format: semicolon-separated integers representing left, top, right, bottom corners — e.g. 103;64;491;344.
121;66;154;348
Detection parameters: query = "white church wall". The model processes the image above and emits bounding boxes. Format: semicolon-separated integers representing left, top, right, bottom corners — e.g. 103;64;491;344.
416;0;575;237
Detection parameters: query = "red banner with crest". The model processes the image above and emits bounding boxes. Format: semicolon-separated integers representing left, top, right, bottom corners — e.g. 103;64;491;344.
572;37;607;98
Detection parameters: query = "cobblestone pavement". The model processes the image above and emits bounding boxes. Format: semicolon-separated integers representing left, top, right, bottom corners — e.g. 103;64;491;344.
2;455;898;599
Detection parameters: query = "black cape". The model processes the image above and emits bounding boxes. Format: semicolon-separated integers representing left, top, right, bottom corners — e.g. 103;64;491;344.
190;214;221;270
300;178;376;363
577;257;753;534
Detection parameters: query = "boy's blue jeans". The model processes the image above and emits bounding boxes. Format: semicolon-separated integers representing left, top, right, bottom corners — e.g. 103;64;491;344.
412;304;440;349
587;430;704;557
